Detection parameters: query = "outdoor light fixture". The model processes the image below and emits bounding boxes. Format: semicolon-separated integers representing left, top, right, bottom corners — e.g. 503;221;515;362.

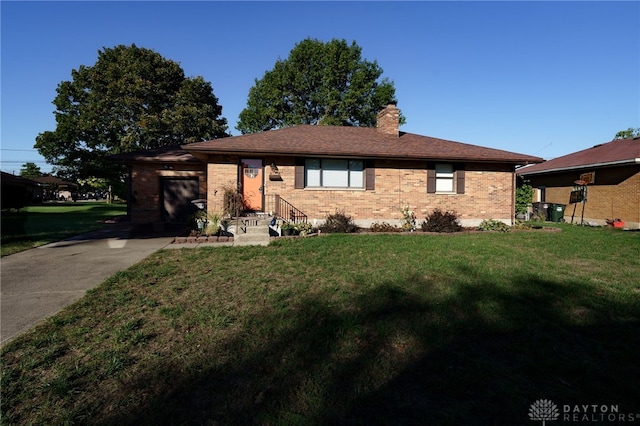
269;162;283;181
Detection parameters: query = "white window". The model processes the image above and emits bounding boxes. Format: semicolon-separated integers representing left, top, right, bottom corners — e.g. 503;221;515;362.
435;163;454;192
306;159;321;187
305;159;364;188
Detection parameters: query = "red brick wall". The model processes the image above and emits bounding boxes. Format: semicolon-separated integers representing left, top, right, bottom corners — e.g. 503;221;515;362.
376;104;400;136
130;162;206;223
206;157;238;214
206;156;516;226
526;165;640;228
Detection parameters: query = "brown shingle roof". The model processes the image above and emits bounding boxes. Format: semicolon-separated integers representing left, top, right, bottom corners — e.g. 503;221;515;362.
1;171;39;186
183;125;543;165
33;176;78;188
109;145;200;163
518;137;640;175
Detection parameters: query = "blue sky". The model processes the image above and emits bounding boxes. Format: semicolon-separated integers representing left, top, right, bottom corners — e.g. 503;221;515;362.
2;1;639;174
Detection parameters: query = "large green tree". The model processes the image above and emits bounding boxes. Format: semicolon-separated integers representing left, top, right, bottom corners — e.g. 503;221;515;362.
237;38;402;134
19;162;43;180
614;128;640;139
35;44;229;181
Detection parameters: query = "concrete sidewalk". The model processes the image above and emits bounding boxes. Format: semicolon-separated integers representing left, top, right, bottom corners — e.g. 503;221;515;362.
1;226;175;347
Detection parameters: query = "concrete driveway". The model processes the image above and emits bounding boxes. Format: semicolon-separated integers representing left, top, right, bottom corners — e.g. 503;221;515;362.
1;225;175;346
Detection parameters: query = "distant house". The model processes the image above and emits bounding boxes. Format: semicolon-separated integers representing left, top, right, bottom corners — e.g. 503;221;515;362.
32;176;79;201
113;104;543;229
1;171;40;210
517;137;640;229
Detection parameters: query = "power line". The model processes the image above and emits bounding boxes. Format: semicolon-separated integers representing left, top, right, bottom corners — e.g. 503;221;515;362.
0;160;50;164
0;149;39;152
532;143;552;156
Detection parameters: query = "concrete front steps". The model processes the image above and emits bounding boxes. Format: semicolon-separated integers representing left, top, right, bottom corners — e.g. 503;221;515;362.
233;217;273;247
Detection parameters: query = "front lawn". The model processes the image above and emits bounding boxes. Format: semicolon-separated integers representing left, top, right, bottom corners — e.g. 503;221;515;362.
1;202;127;256
2;225;638;425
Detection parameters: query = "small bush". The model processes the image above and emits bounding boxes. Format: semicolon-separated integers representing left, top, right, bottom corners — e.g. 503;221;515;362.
421;209;462;233
319;210;359;233
400;205;416;231
478;219;511;233
513;220;532;230
221;182;244;217
515;176;534;216
295;222;315;236
530;212;547;224
369;222;401;233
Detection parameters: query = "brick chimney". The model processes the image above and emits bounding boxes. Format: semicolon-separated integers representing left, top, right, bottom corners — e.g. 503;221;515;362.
376;103;400;137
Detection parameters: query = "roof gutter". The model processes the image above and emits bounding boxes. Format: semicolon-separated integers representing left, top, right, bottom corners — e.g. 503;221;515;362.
518;158;640;175
183;147;540;165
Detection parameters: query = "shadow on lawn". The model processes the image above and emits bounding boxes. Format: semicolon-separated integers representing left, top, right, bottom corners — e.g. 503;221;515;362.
1;205;131;249
97;268;640;425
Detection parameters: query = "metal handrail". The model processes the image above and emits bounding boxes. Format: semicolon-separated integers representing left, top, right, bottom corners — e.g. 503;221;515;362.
274;195;308;223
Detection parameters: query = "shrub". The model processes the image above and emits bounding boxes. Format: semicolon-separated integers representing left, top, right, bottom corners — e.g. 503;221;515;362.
400;205;416;231
512;220;532;230
421;209;462;233
188;211;229;235
369;222;401;233
319;210;359;233
530;212;546;224
221;182;244;217
515;176;534;216
205;211;224;235
478;219;511;233
295;222;315;236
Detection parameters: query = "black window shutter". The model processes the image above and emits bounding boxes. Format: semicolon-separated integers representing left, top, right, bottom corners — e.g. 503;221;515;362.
365;160;375;190
294;158;305;189
456;166;465;194
427;168;436;194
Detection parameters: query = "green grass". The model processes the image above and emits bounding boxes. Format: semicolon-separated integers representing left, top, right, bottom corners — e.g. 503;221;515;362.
1;202;127;256
2;225;639;425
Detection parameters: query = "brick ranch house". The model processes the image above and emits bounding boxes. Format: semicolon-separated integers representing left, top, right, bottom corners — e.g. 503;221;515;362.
113;104;543;229
517;137;640;229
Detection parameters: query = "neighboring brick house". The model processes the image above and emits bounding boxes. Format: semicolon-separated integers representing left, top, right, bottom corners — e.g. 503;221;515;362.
32;176;78;201
517;137;640;229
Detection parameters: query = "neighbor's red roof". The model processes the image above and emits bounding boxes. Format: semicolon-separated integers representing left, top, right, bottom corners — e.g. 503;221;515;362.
518;137;640;175
183;125;543;165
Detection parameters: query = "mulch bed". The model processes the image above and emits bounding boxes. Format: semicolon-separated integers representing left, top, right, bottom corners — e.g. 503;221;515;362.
173;235;234;244
171;226;562;244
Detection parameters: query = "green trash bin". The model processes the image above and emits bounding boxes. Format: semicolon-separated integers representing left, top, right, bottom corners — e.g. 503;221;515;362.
549;203;566;222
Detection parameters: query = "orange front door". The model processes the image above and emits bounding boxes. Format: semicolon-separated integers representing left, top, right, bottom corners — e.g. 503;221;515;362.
241;159;263;211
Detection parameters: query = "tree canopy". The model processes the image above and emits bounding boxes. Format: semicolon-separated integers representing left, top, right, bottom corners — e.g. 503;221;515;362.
19;162;43;180
35;44;229;181
237;38;402;134
614;128;640;140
